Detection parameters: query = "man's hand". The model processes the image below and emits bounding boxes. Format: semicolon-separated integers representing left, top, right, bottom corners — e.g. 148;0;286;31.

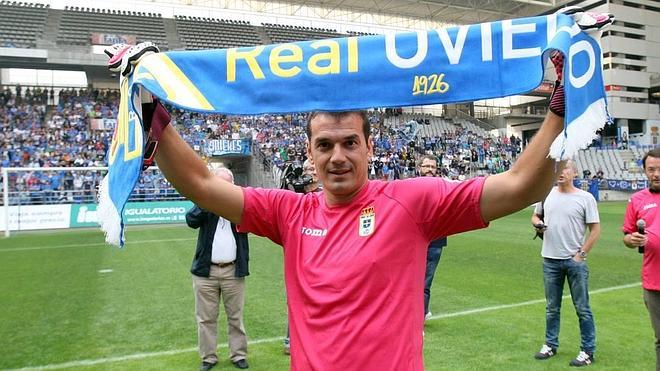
104;43;131;72
572;254;585;263
548;51;565;117
533;222;547;240
557;6;614;32
104;42;170;170
104;42;160;77
548;7;614;118
533;223;547;232
626;231;648;247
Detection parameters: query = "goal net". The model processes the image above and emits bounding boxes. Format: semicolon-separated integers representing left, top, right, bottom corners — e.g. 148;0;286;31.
1;166;188;236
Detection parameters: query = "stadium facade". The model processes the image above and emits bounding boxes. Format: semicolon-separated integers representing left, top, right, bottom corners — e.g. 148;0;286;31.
0;0;658;142
544;0;660;146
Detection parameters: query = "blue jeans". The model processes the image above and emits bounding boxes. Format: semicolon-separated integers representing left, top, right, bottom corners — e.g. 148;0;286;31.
424;245;444;315
543;258;596;353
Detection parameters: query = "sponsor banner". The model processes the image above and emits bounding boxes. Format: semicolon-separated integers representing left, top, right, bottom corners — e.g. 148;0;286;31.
578;179;649;191
205;138;252;157
90;118;116;130
604;179;647;191
0;204;71;231
90;33;137;46
70;201;193;228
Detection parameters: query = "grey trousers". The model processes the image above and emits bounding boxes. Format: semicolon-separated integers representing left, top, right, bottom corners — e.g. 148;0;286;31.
644;288;660;371
193;264;247;363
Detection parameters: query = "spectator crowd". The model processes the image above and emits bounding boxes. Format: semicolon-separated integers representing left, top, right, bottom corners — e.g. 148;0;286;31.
1;84;523;205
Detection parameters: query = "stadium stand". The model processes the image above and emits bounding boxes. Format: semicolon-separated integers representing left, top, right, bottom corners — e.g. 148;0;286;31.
0;85;186;205
1;77;652;208
0;78;557;205
346;30;377;37
0;1;48;48
56;6;168;48
261;23;344;44
174;16;261;50
0;0;656;208
575;145;649;182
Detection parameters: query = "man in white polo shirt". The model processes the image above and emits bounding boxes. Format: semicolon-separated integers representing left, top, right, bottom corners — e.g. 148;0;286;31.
186;167;250;371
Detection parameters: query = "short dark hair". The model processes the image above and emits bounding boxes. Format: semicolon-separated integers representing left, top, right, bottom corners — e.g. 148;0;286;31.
418;155;438;167
643;148;660;169
306;111;370;142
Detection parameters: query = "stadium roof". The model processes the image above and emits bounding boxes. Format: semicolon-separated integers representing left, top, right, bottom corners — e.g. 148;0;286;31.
134;0;573;30
171;0;571;25
281;0;566;23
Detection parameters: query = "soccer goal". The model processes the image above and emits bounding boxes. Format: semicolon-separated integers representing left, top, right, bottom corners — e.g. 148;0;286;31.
1;166;186;237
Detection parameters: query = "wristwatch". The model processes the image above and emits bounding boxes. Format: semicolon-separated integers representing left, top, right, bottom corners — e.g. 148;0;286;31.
578;250;587;259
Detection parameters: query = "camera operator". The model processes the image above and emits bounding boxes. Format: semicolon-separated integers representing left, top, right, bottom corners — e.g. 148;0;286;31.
280;158;320;194
283;159;321;355
302;159;322;193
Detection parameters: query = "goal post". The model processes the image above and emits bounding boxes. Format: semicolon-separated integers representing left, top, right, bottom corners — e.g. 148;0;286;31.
1;166;188;237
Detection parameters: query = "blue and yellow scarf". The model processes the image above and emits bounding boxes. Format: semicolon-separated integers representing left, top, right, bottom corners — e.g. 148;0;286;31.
99;13;610;246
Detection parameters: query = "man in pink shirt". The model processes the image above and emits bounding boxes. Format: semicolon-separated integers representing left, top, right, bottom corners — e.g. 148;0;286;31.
114;43;568;371
622;148;660;370
148;104;565;370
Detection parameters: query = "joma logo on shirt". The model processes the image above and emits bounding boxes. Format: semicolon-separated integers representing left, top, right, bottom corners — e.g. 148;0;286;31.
301;227;327;236
643;203;657;211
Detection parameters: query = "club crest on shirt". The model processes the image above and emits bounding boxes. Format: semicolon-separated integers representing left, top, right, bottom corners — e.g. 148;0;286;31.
359;206;375;237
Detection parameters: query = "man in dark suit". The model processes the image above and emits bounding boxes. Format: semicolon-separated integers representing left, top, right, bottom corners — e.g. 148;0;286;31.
186;167;250;371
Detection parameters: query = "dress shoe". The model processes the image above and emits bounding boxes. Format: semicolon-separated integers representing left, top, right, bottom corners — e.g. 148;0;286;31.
200;361;217;371
232;359;249;369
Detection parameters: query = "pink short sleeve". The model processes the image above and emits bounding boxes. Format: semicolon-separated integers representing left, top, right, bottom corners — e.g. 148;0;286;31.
389;176;488;240
238;187;300;245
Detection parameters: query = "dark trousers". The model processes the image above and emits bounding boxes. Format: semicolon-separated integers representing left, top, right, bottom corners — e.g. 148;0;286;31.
424;246;443;315
644;289;660;371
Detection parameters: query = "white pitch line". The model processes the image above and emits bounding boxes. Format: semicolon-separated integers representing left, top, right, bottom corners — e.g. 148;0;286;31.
429;282;641;320
8;337;284;371
7;282;641;371
0;238;196;252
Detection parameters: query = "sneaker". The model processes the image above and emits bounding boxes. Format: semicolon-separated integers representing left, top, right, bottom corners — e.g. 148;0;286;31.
425;311;432;321
534;344;557;360
569;351;594;367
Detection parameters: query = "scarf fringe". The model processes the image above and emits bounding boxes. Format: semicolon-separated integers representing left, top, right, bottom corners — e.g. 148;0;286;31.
97;175;124;247
549;98;609;160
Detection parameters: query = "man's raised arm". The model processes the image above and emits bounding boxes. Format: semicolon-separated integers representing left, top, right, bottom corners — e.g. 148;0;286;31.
106;42;245;224
481;52;564;222
155;124;244;224
479;8;615;222
480;112;563;222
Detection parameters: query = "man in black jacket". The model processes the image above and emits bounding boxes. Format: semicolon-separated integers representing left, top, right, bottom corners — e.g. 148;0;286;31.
186;167;250;371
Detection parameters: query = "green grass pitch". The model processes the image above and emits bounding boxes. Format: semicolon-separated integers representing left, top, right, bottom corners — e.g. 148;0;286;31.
0;201;655;370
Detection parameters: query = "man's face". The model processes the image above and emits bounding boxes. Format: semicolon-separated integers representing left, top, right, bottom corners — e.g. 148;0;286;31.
303;162;318;183
419;158;438;177
306;113;372;203
557;160;577;185
645;156;660;192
